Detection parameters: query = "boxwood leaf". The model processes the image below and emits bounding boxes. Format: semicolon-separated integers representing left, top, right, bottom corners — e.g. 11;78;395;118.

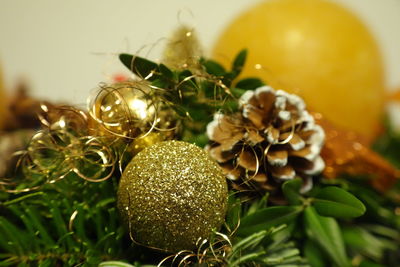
304;239;325;267
178;69;193;80
304;206;350;267
159;63;174;80
225;195;242;232
347;182;397;225
231;49;247;78
99;261;136;267
282;178;303;205
313;186;366;218
237;205;303;236
342;225;396;261
201;59;226;76
235;77;264;90
119;53;159;80
246;193;269;216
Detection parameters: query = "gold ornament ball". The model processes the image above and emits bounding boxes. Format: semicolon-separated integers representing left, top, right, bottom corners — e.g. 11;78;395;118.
128;132;166;155
213;0;385;143
117;140;228;252
88;81;177;140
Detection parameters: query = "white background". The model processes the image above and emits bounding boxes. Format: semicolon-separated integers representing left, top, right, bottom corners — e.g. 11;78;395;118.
0;0;399;108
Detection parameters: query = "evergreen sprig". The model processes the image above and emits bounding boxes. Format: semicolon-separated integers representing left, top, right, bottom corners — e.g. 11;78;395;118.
0;50;399;267
0;174;126;266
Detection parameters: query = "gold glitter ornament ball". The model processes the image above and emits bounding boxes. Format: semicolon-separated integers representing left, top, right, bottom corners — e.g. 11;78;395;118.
117;140;228;252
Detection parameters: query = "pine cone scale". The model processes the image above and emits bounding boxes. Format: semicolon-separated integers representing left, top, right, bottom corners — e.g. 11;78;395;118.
267;149;288;166
238;150;258;172
270;165;296;180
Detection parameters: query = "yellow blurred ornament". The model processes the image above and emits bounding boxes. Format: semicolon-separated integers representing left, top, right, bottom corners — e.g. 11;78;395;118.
213;0;385;143
88;81;177;141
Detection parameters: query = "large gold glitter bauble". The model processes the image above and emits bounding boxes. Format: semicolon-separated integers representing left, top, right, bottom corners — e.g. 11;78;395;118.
213;0;385;143
117;140;228;252
88;81;177;140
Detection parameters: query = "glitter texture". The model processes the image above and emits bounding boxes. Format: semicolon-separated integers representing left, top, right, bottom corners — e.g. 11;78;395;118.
117;140;228;252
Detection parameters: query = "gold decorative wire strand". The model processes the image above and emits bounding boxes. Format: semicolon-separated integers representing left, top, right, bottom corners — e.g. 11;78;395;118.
68;210;79;233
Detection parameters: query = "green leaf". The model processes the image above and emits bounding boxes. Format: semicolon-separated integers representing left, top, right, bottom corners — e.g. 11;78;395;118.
262;247;303;265
231;49;247;78
230;87;246;98
246;193;269;216
178;69;193;80
201;59;226;76
0;217;26;255
313;186;366;218
2;192;43;206
347;181;399;227
342;226;394;261
304;206;350;267
48;199;73;249
193;134;209;148
8;205;40;252
99;262;136;267
119;54;159;80
171;103;189;118
282;178;303;205
159;63;174;80
358;260;386;267
264;224;294;250
304;239;325;267
363;224;400;240
230;252;266;266
235;77;264;90
23;205;56;246
238;206;303;236
225;194;242;232
230;230;268;258
73;204;91;245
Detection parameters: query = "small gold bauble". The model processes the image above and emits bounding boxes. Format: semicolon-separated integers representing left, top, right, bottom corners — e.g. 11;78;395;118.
128;132;165;155
117;140;228;252
88;81;177;140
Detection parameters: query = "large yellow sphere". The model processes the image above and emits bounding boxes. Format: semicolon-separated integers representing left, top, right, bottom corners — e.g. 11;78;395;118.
213;0;385;142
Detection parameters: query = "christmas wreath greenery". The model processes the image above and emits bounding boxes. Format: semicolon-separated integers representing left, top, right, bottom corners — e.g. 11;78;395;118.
0;27;399;267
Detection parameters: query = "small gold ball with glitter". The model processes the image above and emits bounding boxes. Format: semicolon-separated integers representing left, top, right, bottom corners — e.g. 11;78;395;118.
117;140;228;252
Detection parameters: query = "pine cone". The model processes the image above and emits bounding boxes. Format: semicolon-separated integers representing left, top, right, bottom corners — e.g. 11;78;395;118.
206;86;325;193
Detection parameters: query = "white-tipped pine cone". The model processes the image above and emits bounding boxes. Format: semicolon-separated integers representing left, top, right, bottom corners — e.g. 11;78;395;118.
206;86;325;192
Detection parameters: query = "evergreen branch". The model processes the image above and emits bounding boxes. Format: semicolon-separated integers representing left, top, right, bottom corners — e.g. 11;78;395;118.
0;174;126;266
1;192;44;206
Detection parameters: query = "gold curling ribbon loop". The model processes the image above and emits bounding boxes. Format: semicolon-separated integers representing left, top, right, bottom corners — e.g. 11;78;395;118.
72;136;116;182
2;104;116;193
157;227;235;266
276;119;296;145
